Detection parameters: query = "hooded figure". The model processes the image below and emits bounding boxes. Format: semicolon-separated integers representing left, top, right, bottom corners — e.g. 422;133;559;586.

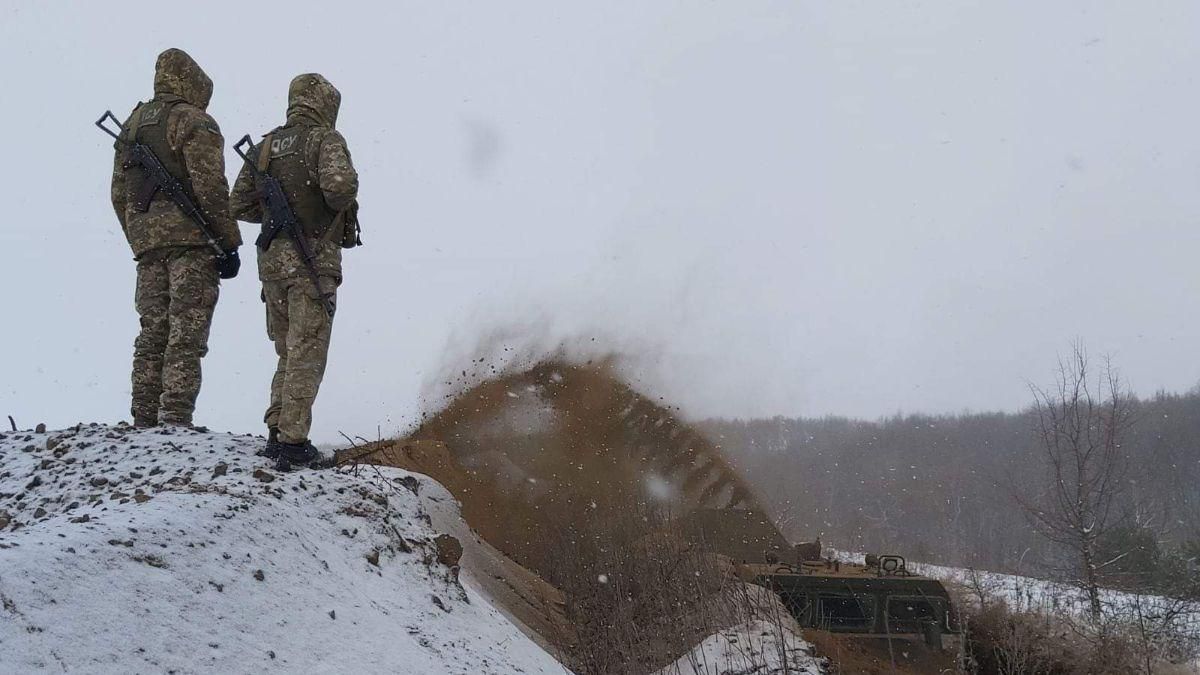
108;48;240;428
286;73;340;128
231;73;357;281
230;73;360;469
112;48;238;257
153;47;213;110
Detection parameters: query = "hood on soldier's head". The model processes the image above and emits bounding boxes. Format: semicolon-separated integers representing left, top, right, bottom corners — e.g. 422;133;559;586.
286;73;340;128
153;48;213;110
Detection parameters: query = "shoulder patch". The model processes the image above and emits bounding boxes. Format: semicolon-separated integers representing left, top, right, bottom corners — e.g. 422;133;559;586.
269;129;303;158
138;101;168;127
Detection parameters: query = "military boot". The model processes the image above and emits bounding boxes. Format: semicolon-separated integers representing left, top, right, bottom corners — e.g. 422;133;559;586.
257;427;282;459
274;440;319;472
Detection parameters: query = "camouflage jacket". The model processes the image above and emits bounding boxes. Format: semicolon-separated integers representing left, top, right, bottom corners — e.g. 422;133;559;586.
230;73;358;283
110;48;240;258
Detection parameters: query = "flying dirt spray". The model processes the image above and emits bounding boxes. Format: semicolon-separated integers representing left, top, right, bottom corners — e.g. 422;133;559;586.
343;355;765;571
412;358;758;507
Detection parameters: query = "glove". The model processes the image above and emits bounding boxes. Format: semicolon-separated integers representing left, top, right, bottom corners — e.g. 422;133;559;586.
216;248;241;280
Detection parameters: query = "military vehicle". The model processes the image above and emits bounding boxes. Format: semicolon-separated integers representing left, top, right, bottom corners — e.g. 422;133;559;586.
679;508;960;650
746;555;958;642
681;506;960;653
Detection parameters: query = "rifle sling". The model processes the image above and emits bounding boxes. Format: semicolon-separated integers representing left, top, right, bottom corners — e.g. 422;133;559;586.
257;133;274;173
127;104;146;144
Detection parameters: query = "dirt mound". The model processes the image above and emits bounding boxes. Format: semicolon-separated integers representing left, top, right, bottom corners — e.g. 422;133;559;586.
391;358;762;567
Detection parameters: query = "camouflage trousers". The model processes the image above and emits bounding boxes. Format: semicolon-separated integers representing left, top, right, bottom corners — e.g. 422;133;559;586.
263;275;337;444
132;247;219;426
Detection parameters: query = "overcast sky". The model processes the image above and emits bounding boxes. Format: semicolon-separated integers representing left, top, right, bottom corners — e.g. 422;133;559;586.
2;1;1199;442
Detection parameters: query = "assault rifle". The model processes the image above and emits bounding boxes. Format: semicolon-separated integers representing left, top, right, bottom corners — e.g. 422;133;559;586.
95;110;227;260
233;135;335;317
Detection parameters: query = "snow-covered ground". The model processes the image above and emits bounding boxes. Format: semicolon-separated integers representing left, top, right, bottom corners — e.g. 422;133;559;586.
654;620;824;675
0;423;568;674
915;557;1200;668
832;549;1200;671
832;548;1196;622
914;559;1193;622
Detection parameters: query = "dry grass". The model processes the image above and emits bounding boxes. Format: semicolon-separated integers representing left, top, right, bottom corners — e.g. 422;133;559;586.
958;591;1199;674
537;505;818;674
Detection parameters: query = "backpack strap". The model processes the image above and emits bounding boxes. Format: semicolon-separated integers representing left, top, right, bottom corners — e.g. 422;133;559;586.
319;210;344;245
257;133;274;173
126;103;147;143
253;133;283;250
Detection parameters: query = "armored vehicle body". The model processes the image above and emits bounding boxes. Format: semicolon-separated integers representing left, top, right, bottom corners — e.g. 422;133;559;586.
680;509;960;649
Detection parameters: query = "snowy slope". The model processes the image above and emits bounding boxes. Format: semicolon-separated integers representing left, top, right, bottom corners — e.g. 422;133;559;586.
0;423;569;674
654;620;824;675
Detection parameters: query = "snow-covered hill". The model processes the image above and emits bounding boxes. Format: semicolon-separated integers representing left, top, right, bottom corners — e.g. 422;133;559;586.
0;423;567;674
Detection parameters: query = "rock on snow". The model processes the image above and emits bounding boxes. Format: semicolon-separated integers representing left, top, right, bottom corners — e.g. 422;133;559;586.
0;423;567;674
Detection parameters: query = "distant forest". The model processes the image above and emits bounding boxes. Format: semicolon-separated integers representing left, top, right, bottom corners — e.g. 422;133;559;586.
702;390;1200;579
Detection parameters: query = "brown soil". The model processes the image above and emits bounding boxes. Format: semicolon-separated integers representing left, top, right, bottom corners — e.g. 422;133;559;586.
411;358;760;537
337;439;575;656
337;358;776;666
343;359;765;576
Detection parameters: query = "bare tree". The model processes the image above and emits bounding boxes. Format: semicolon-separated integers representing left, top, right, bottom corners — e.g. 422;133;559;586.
1020;344;1133;620
1121;591;1200;674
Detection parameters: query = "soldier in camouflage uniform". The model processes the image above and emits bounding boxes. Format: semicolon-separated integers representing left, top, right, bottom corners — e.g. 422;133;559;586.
230;73;359;468
110;48;241;428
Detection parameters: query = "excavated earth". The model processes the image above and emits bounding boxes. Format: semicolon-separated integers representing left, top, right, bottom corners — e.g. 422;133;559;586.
339;358;827;673
337;360;769;644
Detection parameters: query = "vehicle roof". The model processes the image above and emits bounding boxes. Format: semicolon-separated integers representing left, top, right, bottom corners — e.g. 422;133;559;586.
744;559;934;580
